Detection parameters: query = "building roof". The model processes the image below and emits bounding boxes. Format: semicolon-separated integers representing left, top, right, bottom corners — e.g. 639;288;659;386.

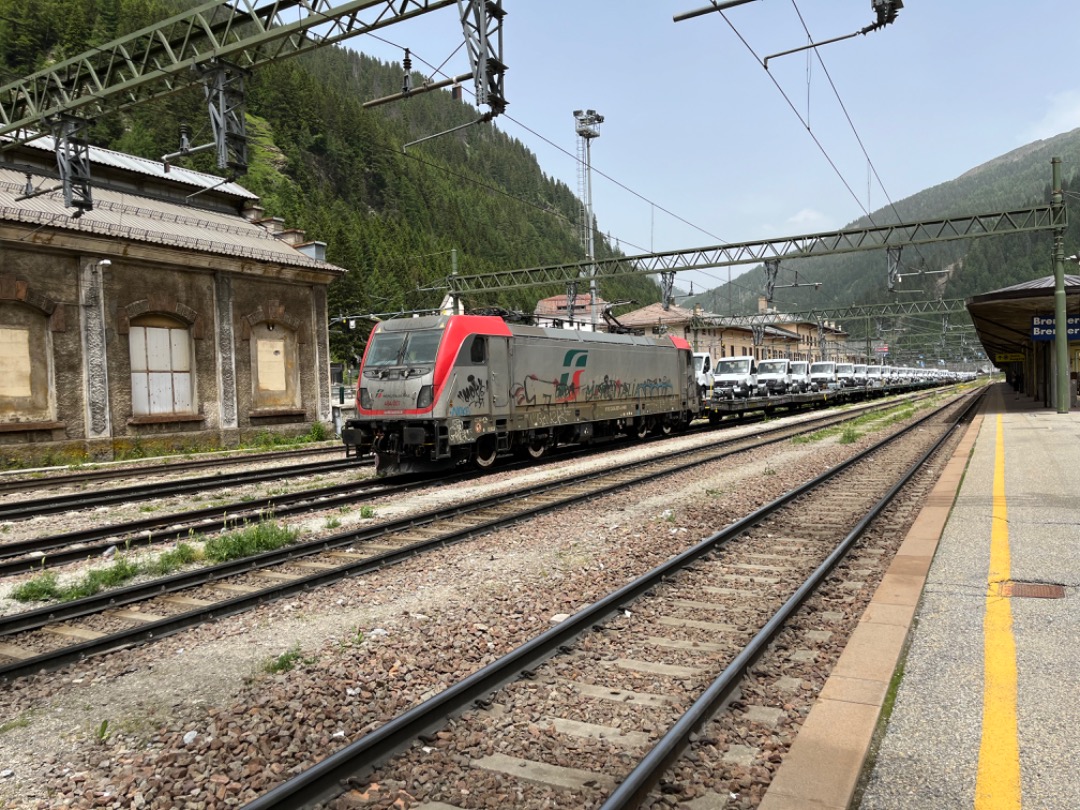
0;165;343;275
10;134;256;200
966;274;1080;361
534;292;606;318
614;301;697;328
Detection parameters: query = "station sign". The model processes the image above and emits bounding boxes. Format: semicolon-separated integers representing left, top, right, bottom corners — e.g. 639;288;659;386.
1030;314;1080;341
874;345;889;353
994;352;1025;363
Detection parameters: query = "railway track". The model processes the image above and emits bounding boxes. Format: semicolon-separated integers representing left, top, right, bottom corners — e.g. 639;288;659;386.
0;444;344;495
0;392;944;684
0;391;940;578
0;455;362;521
238;388;981;809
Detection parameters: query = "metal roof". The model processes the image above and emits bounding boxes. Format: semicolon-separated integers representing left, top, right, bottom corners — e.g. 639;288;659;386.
0;167;342;274
966;274;1080;360
10;134;256;199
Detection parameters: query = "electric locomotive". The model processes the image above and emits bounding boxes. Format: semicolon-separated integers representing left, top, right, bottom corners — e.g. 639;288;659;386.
341;314;699;474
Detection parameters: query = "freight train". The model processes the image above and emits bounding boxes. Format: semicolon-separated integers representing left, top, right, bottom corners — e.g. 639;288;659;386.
340;314;700;473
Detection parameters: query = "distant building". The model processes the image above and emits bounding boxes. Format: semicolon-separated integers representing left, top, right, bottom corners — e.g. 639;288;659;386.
0;137;345;465
614;298;850;362
533;292;607;331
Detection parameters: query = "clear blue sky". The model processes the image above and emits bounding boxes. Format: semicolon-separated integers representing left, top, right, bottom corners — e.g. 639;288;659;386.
349;0;1080;293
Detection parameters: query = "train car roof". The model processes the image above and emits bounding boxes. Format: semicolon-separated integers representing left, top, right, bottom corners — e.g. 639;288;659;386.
373;314;689;349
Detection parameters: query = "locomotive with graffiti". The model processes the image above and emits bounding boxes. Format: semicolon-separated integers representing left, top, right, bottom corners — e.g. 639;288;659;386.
340;314;699;473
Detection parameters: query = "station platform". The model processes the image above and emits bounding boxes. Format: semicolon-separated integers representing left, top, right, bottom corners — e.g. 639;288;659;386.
760;382;1080;810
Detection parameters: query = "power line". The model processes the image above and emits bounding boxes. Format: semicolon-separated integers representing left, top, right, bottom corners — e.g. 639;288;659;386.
787;0;931;269
361;37;730;249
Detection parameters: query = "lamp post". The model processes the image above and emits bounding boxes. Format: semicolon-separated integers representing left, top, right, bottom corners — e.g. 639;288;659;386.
574;109;603;329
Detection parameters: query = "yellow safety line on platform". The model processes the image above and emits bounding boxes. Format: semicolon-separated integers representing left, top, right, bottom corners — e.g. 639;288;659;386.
975;414;1021;809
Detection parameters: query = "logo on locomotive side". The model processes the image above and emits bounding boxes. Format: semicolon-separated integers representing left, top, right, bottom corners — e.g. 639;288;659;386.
556;349;588;402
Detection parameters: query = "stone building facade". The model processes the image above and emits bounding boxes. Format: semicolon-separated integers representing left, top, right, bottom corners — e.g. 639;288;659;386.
0;138;345;465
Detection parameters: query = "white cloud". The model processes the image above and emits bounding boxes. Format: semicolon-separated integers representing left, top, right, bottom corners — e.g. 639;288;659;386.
1021;90;1080;142
784;208;832;233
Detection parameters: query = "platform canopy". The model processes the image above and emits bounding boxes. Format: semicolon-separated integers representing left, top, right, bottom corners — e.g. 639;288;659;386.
966;275;1080;363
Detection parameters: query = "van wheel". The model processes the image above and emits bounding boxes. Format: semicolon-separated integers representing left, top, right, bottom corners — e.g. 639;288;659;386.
473;435;498;469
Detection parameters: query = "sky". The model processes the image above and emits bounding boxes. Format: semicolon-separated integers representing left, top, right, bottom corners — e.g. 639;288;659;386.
347;0;1080;294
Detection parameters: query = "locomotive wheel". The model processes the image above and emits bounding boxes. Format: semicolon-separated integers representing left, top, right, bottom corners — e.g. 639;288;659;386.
473;435;499;469
635;419;650;439
656;422;673;436
525;438;548;460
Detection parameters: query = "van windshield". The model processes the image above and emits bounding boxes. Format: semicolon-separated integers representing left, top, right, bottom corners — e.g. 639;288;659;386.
715;358;752;374
758;360;787;375
810;363;834;374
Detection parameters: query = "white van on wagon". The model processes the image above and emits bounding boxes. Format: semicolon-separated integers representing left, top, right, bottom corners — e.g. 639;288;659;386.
757;358;794;395
809;361;838;392
711;356;758;399
789;361;811;393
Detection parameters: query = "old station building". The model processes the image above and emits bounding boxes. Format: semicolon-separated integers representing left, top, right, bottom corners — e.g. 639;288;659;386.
0;138;345;465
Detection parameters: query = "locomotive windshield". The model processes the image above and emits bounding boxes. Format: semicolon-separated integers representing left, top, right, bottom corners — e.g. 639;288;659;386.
365;329;443;367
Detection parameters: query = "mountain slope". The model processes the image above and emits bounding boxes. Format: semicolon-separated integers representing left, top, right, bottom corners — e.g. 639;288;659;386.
686;129;1080;321
0;0;661;363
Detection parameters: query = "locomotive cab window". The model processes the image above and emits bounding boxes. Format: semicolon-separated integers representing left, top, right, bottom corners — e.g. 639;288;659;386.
469;336;487;364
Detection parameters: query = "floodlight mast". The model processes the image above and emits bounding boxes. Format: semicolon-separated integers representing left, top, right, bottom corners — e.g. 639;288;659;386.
574;109;603;328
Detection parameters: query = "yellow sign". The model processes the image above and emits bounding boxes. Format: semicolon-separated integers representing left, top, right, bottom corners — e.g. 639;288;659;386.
994;352;1024;363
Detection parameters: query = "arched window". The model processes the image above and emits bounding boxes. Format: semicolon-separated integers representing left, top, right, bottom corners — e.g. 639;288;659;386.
129;315;193;416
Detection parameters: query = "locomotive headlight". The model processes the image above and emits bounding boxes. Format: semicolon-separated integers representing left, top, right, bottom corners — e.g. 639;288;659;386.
359;387;372;409
416;385;434;409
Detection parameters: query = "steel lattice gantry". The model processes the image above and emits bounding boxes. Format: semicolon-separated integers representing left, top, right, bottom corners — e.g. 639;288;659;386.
448;205;1065;294
695;296;970;329
0;0;506;138
0;0;505;212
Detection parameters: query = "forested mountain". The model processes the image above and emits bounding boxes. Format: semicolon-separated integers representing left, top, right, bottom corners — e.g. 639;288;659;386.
6;0;1078;364
686;130;1080;332
0;0;661;362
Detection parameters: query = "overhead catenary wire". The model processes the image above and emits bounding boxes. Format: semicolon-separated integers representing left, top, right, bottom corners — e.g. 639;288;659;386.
358;35;824;311
362;34;731;249
786;0;932;271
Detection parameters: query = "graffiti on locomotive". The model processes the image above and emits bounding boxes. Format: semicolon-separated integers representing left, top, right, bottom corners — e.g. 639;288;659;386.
339;314;698;474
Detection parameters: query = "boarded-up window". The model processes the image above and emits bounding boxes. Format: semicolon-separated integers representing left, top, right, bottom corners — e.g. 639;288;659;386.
0;327;32;398
130;322;193;416
250;322;300;411
256;338;287;392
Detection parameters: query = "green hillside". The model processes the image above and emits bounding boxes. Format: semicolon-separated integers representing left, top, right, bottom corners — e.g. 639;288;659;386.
687;130;1080;324
0;0;661;363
